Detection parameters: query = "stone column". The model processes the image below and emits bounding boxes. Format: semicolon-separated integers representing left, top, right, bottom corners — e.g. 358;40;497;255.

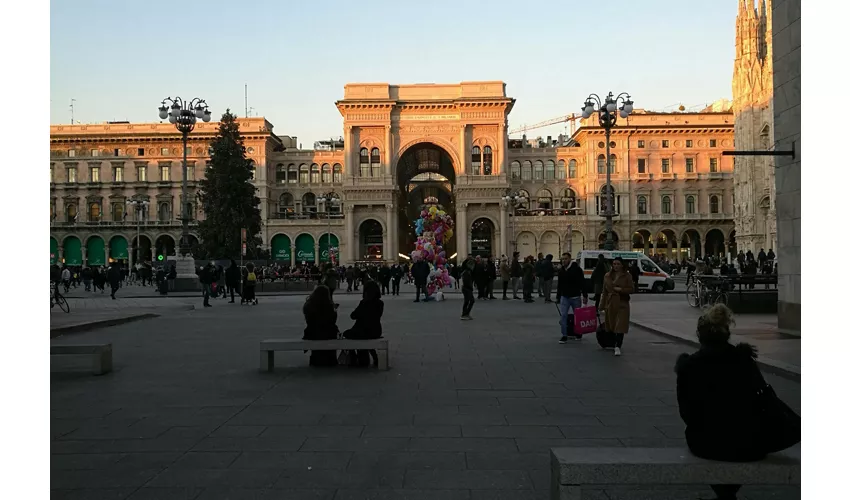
345;204;355;263
81;246;87;266
456;203;468;259
500;203;508;257
344;126;354;179
58;246;64;264
314;240;320;265
384;125;392;178
105;247;110;264
385;203;395;262
458;125;466;176
498;123;507;175
290;245;295;268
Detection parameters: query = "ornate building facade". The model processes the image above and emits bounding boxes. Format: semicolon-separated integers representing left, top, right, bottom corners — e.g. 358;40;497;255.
50;82;735;267
732;0;777;253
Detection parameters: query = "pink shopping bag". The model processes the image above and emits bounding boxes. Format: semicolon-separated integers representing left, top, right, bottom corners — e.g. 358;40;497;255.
574;306;598;335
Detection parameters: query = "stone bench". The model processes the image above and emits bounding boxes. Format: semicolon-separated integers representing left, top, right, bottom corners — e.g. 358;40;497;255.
51;343;113;376
260;338;389;372
550;447;800;499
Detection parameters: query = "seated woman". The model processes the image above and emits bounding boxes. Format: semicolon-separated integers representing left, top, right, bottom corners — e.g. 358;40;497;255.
342;281;384;367
675;304;800;500
302;285;339;367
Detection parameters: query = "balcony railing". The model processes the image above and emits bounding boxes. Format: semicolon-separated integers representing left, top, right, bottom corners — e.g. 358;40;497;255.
514;208;582;217
269;211;344;221
701;172;732;180
682;172;699;180
659;172;675;180
50;220;193;228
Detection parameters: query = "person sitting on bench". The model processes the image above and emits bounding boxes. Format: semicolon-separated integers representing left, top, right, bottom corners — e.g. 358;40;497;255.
342;281;384;367
302;285;339;367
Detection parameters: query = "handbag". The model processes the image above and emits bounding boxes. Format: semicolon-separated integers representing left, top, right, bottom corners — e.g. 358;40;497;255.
755;383;801;453
337;350;351;366
574;306;598;335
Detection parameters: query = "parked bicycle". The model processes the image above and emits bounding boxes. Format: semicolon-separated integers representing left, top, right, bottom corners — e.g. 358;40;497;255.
686;275;728;308
51;281;70;313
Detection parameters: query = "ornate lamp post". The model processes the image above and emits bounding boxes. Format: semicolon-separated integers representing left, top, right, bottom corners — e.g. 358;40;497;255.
502;190;527;256
581;92;634;251
317;193;340;265
128;199;149;269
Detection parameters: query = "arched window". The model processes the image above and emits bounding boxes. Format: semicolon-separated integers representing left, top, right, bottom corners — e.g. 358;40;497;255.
321;164;330;183
637;195;647;215
470;146;481;175
521;161;532;180
66;203;77;222
88;202;101;221
545;160;555;180
518;189;530;208
279;192;294;217
483;146;493;175
562;188;577;211
370;148;381;177
569;159;577;178
111;202;123;222
533;160;544;180
332;163;342;183
662;195;672;214
158;202;170;221
287;164;297;184
686;195;696;214
556;160;566;180
510;161;521;180
597;154;605;174
610;154;617;173
299;164;309;184
537;189;553;210
275;164;286;185
359;148;369;177
310;164;319;184
302;192;317;214
710;195;720;214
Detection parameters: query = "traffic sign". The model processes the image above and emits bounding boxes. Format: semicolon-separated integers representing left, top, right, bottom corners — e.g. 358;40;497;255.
241;243;247;256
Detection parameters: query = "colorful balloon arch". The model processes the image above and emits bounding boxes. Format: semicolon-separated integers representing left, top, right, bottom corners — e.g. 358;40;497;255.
410;205;455;296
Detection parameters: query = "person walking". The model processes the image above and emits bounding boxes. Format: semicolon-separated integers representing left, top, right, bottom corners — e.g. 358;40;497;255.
522;256;535;303
378;263;391;296
510;251;522;299
107;262;121;300
591;255;608;306
61;266;71;293
412;258;430;302
323;263;338;302
391;264;403;296
535;252;546;298
473;256;487;300
629;261;640;291
541;254;555;303
460;258;475;320
225;260;240;303
556;252;588;343
345;265;355;292
200;262;215;308
486;256;497;299
600;257;634;356
499;256;511;300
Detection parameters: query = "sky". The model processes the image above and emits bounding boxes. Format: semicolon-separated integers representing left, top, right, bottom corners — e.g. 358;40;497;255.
50;0;738;146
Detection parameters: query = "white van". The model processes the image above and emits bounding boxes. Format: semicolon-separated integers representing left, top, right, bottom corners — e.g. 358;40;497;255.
575;250;675;293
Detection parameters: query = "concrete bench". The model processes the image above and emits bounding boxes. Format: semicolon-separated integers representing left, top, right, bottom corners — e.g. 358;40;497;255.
51;344;113;375
550;447;800;499
260;338;389;372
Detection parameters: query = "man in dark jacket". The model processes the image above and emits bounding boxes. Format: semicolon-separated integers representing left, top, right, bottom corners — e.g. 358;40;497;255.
391;264;403;295
200;262;215;307
225;260;241;303
473;256;487;299
540;254;555;303
460;258;475;320
378;264;391;296
411;259;430;302
556;252;588;343
107;262;121;300
486;256;497;299
535;253;546;298
629;261;640;290
510;252;521;300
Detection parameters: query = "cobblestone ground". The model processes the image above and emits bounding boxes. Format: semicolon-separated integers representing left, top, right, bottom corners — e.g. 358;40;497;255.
51;291;801;500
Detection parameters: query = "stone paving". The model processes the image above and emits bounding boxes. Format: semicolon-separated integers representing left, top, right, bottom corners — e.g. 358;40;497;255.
51;289;801;499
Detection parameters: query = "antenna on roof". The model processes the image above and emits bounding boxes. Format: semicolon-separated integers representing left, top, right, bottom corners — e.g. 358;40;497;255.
70;98;76;124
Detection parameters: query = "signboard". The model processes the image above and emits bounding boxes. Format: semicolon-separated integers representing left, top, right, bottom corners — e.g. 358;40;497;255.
241;228;247;242
241;243;247;257
296;248;315;261
401;114;461;121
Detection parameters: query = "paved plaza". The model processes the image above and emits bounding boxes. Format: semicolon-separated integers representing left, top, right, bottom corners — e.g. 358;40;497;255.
51;288;801;499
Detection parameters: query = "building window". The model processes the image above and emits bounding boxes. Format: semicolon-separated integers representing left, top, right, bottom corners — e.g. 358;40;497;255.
637;140;645;148
662;140;669;148
533;160;543;180
114;148;121;156
562;188;577;210
685;158;694;173
556;160;566;180
302;192;317;214
596;154;605;174
112;203;124;222
686;140;693;148
113;166;124;182
517;190;530;208
609;154;617;173
137;148;145;156
161;165;170;181
637;195;647;215
686;195;696;214
333;163;342;183
68;149;76;158
90;149;99;157
89;202;101;221
483;146;493;175
370;148;381;177
321;163;331;183
661;158;670;173
510;161;521;180
275;164;286;185
637;158;647;174
310;163;320;184
710;158;719;172
709;139;717;147
137;166;147;182
545;160;555;180
66;203;77;222
158;202;171;221
299;164;309;184
568;159;577;179
161;147;169;156
67;166;77;183
710;195;720;214
359;148;369;177
537;189;553;210
521;161;532;180
288;164;297;184
90;167;100;183
661;195;672;214
470;146;481;175
279;192;294;216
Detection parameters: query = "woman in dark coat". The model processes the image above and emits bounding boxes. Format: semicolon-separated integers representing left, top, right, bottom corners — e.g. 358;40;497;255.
675;304;800;500
302;285;339;367
225;260;241;303
343;281;384;367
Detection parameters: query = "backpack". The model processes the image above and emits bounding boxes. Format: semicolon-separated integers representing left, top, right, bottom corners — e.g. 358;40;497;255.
247;272;257;282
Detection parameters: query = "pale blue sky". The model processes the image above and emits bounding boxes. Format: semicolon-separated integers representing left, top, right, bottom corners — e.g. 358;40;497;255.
50;0;737;146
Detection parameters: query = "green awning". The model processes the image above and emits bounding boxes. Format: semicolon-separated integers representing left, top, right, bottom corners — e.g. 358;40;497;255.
319;234;339;263
271;234;291;262
63;237;82;266
86;236;106;266
50;238;58;265
110;236;129;260
294;234;315;264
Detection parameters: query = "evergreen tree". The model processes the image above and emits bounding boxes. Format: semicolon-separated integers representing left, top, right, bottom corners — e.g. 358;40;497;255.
197;110;262;259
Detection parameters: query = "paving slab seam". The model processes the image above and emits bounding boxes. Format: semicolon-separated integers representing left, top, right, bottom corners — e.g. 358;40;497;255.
50;313;162;338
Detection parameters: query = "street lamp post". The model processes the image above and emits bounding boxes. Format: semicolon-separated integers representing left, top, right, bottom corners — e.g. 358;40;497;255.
158;97;210;289
502;191;527;257
128;199;149;270
318;193;340;265
581;92;634;251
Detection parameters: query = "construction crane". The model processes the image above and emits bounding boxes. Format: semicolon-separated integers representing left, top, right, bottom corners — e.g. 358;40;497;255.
509;113;581;137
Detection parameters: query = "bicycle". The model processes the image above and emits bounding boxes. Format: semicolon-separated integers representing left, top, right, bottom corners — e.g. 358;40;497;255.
51;282;70;313
686;276;729;308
